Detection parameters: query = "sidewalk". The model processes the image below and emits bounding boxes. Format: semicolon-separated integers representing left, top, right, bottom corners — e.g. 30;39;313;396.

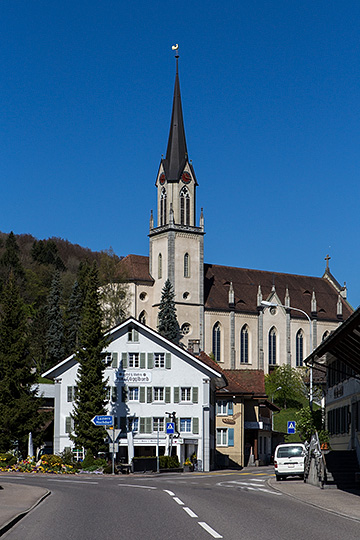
0;482;49;535
268;476;360;521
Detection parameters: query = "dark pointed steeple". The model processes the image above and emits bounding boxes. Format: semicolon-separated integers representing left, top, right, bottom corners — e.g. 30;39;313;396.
162;53;188;181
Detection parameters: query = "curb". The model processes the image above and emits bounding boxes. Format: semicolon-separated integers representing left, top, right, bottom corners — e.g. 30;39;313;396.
0;489;51;537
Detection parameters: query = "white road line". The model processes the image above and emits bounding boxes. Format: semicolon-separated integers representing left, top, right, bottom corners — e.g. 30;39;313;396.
48;479;99;484
163;489;175;496
183;507;198;518
173;496;184;505
118;484;157;489
257;487;282;495
198;521;223;538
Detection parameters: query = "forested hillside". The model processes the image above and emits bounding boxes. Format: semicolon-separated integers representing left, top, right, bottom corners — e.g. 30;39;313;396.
0;231;129;374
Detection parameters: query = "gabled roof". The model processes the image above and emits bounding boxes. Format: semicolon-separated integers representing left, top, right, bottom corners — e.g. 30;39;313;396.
218;369;266;396
43;317;226;383
306;306;360;374
120;254;154;284
161;57;188;182
204;263;352;322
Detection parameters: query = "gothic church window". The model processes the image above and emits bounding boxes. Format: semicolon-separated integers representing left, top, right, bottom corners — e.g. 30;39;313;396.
240;325;249;364
160;188;167;226
296;329;304;367
184;253;190;277
139;311;147;325
212;322;221;363
158;253;162;279
180;187;190;225
269;327;277;366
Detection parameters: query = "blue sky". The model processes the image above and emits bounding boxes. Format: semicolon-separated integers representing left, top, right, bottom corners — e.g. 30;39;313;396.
1;1;360;308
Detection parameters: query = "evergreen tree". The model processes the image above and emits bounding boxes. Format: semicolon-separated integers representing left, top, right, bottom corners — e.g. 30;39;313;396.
0;231;25;285
64;280;83;356
0;273;40;455
45;271;65;370
158;279;180;344
71;263;108;456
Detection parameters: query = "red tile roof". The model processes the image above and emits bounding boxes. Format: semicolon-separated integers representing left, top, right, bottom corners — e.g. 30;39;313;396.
119;254;154;283
219;369;266;396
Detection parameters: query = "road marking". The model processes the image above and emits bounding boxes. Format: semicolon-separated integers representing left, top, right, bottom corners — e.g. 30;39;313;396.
183;507;198;518
163;489;175;496
173;496;184;505
48;479;99;484
118;484;157;489
198;521;223;538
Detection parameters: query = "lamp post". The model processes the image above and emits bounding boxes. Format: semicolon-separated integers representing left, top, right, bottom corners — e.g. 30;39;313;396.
261;300;313;410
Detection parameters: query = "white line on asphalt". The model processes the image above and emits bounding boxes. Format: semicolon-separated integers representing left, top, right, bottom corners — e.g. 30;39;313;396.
163;489;175;496
118;484;157;489
48;479;99;484
257;487;282;495
198;521;223;538
183;507;198;518
173;497;184;505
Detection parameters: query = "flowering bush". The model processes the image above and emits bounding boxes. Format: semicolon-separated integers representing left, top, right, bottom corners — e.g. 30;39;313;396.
0;454;76;474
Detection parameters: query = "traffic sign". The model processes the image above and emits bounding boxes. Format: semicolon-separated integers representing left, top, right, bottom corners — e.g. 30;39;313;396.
166;422;175;434
287;421;296;434
91;415;114;426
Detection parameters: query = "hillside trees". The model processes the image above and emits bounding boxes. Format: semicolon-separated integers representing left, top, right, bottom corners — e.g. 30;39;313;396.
71;263;108;455
158;279;180;344
45;271;65;371
99;249;130;330
0;273;43;455
265;364;306;409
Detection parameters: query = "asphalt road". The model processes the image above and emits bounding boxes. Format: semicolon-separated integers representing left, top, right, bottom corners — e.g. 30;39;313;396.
1;468;360;540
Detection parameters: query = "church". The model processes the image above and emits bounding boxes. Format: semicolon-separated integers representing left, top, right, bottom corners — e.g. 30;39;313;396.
120;53;353;374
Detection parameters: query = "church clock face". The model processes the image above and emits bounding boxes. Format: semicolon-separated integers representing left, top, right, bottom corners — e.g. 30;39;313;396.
159;173;166;185
182;171;191;184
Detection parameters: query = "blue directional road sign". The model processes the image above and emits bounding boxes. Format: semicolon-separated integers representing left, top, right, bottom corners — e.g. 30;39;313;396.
91;415;114;426
166;422;175;434
287;421;296;434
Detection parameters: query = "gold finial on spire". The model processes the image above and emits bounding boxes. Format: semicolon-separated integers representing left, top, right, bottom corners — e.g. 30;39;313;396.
172;43;179;58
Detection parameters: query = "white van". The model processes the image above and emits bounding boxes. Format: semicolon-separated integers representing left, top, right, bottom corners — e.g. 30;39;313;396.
274;443;306;481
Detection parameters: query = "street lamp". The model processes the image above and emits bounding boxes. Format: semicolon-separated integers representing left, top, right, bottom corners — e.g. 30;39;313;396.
261;300;313;410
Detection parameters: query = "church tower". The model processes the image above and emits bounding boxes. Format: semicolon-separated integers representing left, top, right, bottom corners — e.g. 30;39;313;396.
149;51;205;351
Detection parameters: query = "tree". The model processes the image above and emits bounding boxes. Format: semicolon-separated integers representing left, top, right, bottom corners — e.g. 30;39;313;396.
0;231;25;285
99;249;129;330
71;263;108;456
0;273;40;455
45;271;65;370
265;365;306;409
158;279;180;344
64;280;83;356
295;406;327;444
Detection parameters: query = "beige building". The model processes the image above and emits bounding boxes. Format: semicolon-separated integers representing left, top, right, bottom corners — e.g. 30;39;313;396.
120;55;353;374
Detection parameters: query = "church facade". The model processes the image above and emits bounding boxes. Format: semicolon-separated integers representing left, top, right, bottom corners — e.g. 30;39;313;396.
121;54;353;374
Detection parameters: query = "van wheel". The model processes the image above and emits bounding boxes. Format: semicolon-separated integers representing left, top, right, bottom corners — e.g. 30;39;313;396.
275;475;280;481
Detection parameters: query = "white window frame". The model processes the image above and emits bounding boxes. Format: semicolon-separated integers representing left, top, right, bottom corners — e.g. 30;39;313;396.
154;353;165;368
216;428;228;447
180;418;192;433
217;400;228;415
181;387;191;402
153;387;165;402
128;387;139;401
128;417;139;432
153;417;164;432
128;353;140;368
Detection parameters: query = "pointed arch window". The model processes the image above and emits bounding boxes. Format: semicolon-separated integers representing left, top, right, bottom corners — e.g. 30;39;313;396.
296;329;304;367
139;311;147;325
160;188;167;226
158;253;162;279
240;325;249;364
184;253;190;278
180;187;190;225
322;331;329;342
212;322;221;363
269;327;277;366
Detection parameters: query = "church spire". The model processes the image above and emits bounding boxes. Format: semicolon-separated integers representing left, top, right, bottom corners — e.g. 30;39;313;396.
163;48;188;181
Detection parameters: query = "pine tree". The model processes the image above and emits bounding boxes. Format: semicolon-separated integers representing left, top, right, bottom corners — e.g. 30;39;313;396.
0;273;40;455
71;263;108;456
65;280;83;356
158;279;180;344
0;231;25;286
45;271;65;370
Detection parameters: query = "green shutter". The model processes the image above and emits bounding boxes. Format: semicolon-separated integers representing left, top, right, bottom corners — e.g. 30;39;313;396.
165;387;171;403
174;387;180;403
112;352;118;368
122;352;127;369
146;417;152;433
140;417;145;433
65;417;72;433
140;387;146;403
192;387;198;403
147;387;153;403
140;352;146;369
192;417;199;434
134;328;139;341
67;386;73;402
147;353;154;369
165;353;171;369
